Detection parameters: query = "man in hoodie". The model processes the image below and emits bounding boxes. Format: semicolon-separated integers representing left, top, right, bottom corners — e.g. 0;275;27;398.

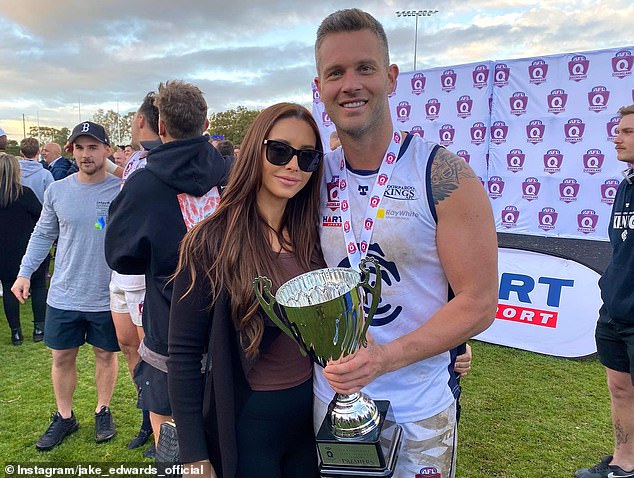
19;137;54;204
105;80;231;445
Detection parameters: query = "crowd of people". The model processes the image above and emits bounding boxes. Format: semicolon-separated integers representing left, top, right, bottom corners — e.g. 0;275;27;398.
0;8;632;478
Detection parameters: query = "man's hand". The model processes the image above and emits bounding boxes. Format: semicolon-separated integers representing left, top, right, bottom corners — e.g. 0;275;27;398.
454;343;472;377
322;334;389;394
11;277;31;304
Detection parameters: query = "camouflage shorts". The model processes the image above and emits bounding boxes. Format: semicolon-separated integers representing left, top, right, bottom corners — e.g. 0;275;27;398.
313;396;457;478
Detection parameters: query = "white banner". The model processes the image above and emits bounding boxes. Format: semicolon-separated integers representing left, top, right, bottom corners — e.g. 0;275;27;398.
313;46;634;241
475;248;600;357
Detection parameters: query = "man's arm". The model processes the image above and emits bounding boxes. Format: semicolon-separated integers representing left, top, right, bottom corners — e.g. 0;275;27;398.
323;149;498;394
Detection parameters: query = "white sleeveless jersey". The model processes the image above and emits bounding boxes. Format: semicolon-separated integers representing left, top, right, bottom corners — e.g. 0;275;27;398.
111;149;148;291
315;134;455;422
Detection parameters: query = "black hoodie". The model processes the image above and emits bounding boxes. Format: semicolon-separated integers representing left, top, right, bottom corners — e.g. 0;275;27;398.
105;136;231;355
599;176;634;325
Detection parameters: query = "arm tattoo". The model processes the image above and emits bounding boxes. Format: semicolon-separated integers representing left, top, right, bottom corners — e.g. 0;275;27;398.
430;147;477;205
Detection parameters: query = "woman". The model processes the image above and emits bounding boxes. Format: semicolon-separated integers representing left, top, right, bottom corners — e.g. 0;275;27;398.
168;103;325;478
0;152;47;345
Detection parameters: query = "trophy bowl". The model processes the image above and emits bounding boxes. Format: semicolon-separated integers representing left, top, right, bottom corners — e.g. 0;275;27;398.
254;257;402;476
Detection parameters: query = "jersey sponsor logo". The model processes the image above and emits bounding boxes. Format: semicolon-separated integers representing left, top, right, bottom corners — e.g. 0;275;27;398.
326;175;340;211
322;215;342;227
384;184;419;200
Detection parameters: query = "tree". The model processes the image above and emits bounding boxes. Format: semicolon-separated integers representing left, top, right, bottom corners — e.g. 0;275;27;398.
28;126;71;147
4;139;20;156
208;106;261;145
91;109;135;146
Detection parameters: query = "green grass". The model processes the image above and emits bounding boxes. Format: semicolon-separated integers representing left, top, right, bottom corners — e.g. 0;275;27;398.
0;296;613;477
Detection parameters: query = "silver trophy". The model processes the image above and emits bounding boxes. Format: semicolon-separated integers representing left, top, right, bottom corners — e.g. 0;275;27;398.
253;257;402;477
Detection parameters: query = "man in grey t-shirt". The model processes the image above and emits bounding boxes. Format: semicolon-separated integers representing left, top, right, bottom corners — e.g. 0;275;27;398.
12;121;121;451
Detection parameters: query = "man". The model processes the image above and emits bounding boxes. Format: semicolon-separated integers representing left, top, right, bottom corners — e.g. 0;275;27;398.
0;126;7;151
312;9;498;477
41;142;75;180
18;137;54;204
575;105;634;478
105;80;230;446
12;121;121;451
108;91;161;453
124;144;137;160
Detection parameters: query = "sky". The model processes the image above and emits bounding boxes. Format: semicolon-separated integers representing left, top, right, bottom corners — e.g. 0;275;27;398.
1;0;632;140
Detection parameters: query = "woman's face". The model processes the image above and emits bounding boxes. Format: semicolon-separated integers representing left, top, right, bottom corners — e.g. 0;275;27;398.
258;117;317;207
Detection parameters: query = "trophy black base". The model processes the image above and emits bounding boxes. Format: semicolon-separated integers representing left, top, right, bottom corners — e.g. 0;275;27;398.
317;400;403;478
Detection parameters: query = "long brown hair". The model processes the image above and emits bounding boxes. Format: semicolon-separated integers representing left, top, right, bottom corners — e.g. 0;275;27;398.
176;103;324;358
0;153;23;208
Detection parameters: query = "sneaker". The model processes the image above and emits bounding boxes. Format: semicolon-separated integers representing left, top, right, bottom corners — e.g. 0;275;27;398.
576;456;634;478
143;442;156;459
36;411;79;451
128;427;152;449
95;406;116;443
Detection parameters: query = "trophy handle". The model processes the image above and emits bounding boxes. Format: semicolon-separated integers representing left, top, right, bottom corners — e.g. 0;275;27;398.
253;276;307;356
358;257;382;347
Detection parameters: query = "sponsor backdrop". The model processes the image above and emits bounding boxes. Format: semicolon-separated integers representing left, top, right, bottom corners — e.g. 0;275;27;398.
312;46;633;357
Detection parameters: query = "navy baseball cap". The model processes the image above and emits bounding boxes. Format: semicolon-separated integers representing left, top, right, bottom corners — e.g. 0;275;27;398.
68;121;110;146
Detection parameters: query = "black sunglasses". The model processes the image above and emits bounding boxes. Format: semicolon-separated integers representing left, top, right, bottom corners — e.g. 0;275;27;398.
263;139;323;173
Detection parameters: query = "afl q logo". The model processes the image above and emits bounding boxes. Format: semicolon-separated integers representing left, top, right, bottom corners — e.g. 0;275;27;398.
347;242;357;254
487;176;505;199
370;195;381;208
588;86;610;113
472;64;489;89
490;121;509;144
528;59;548;84
470;122;487;145
377;173;388;185
457;150;470;164
364;218;373;231
341;199;349;212
386;153;396;165
501;206;519;228
601;179;619;205
339;178;347;191
607;116;620;141
425;99;441;120
410;126;424;137
509;92;528;116
506;149;525;172
321;112;332;127
439;124;455;146
612;50;633;78
538;207;558;231
547;89;567;114
526;120;545;144
568;55;589;81
582;149;604;174
441;69;457;92
312;85;320;103
343;220;351;233
456;95;473;118
521;177;541;201
559;178;580;203
564;118;586;143
396;101;411;123
494;63;510;87
411;73;426;95
543;149;564;174
577;209;599;234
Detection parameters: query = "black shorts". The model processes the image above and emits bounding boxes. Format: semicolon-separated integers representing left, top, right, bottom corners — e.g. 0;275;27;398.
45;306;120;352
134;359;172;416
595;306;634;384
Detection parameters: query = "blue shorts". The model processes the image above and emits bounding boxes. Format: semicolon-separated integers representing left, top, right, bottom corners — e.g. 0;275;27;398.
44;305;120;352
596;306;634;384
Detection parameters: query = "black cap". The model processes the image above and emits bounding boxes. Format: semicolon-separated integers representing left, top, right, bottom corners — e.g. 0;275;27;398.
68;122;110;146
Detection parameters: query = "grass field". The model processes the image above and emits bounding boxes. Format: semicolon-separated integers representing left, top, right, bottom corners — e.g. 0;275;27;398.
0;296;613;478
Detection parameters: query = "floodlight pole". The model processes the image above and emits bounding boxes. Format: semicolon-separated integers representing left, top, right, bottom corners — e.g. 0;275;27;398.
395;9;439;71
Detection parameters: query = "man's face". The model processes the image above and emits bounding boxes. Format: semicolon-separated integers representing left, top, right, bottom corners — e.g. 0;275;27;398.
41;143;59;163
113;150;127;167
72;136;108;176
124;145;135;158
615;114;634;165
315;29;397;140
